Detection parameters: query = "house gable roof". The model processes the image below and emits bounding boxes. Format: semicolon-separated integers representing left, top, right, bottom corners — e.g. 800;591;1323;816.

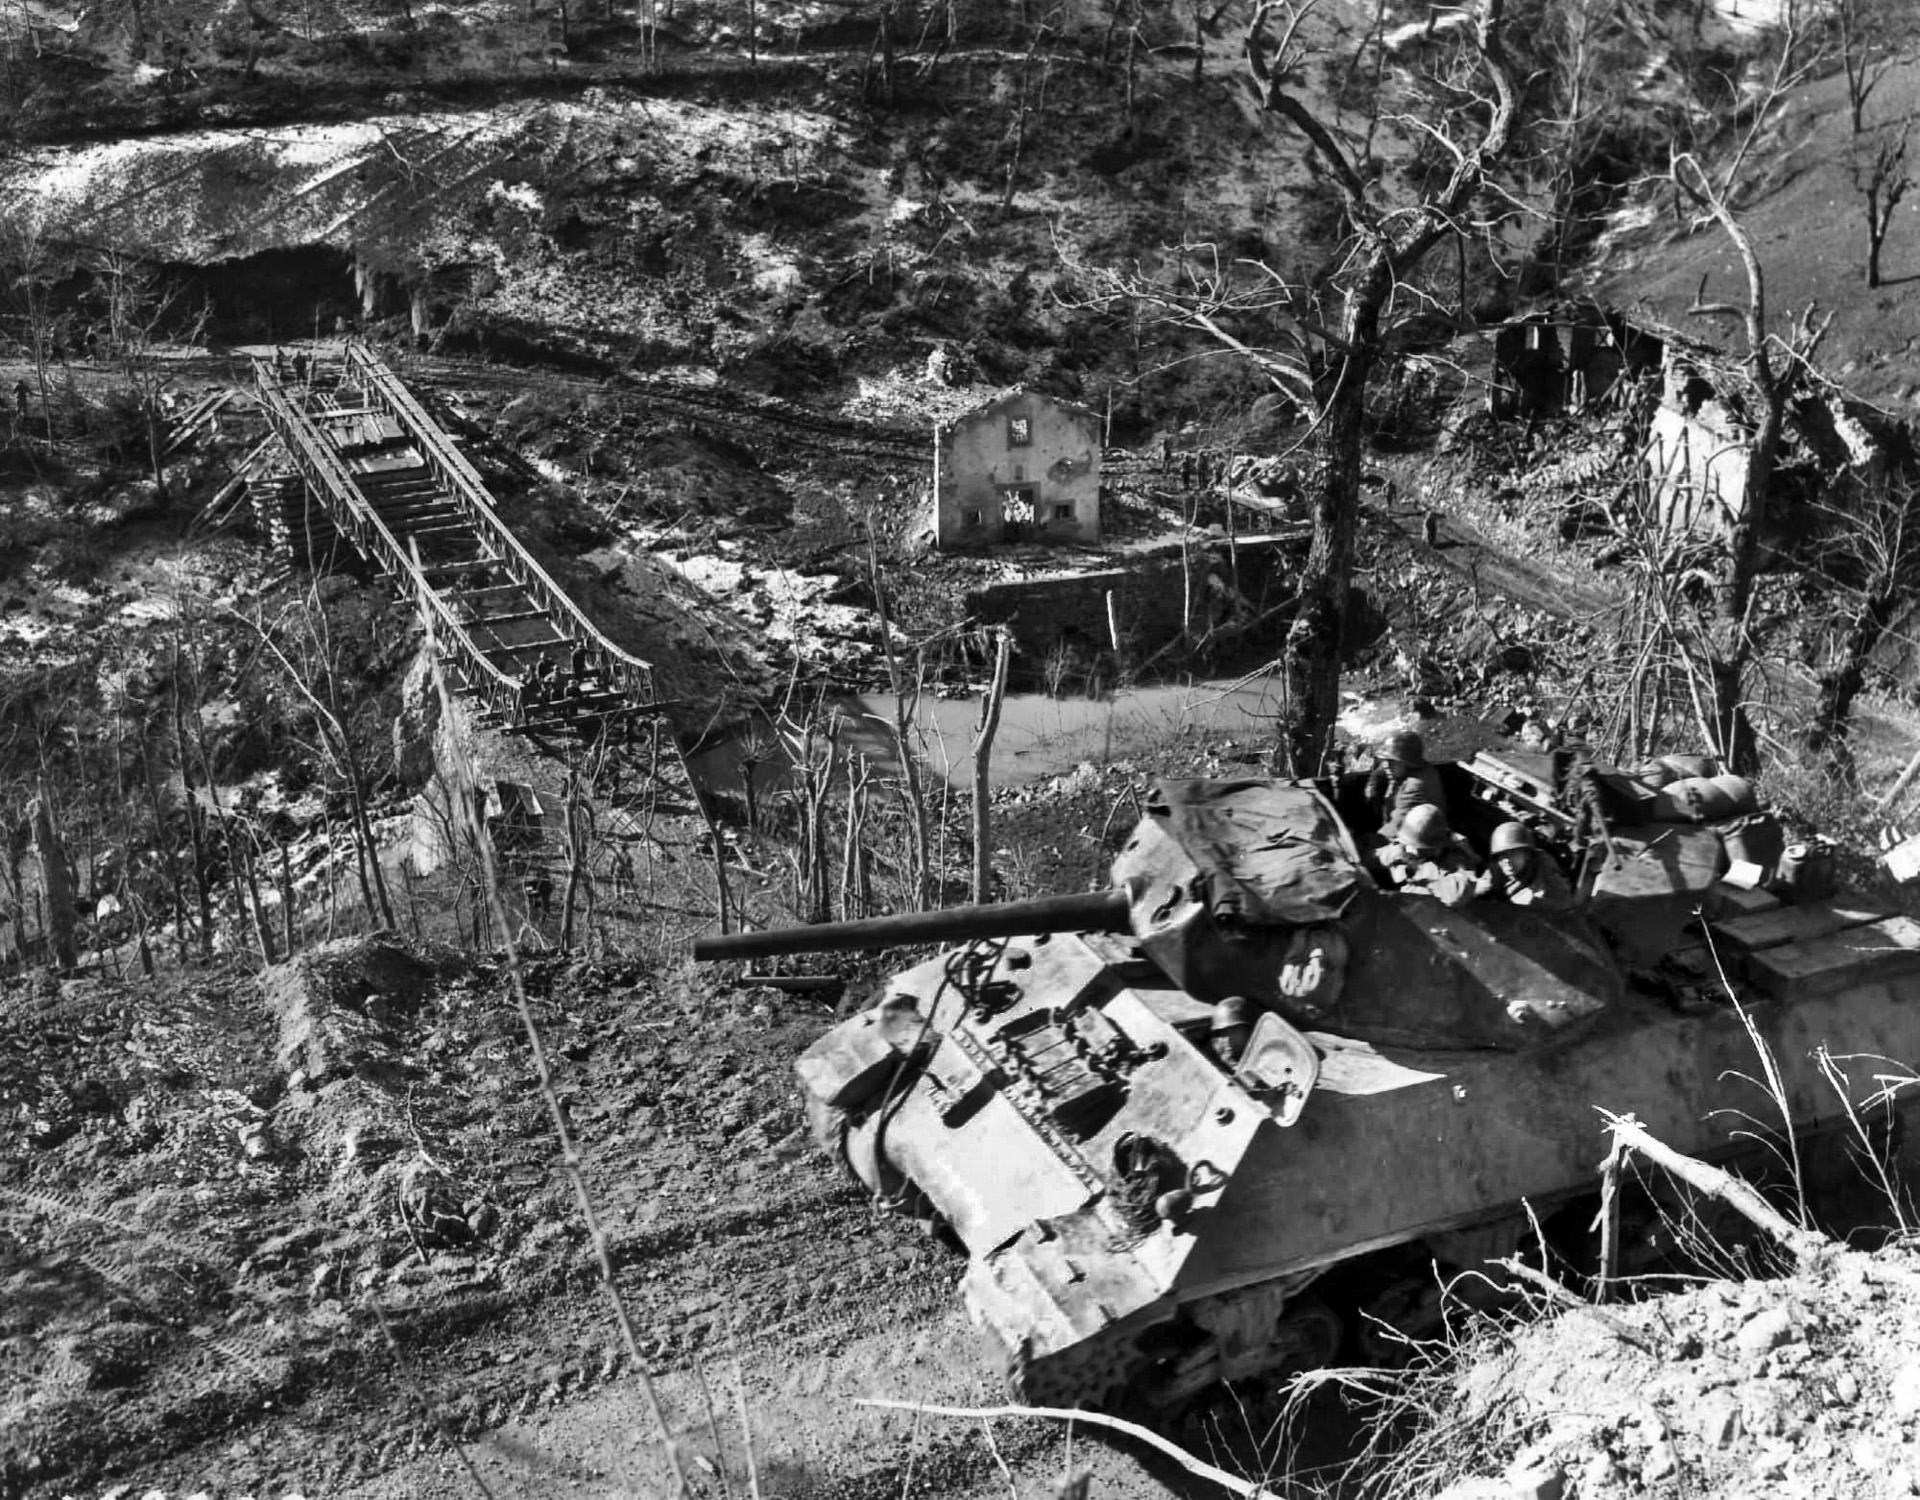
946;387;1099;431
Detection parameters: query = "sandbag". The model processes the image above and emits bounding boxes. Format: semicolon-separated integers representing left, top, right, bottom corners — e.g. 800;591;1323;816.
1636;754;1720;789
1707;774;1759;816
1649;775;1739;823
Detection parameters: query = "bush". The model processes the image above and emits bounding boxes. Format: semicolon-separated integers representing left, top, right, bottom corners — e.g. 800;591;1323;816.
93;389;154;467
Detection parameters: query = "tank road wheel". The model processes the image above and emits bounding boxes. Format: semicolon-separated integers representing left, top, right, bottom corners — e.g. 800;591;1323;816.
1354;1276;1447;1366
1167;1296;1346;1432
1112;1298;1345;1421
1261;1294;1344;1381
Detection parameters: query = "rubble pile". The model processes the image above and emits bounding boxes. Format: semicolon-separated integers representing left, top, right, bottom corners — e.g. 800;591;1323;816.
646;539;893;680
1430;1245;1920;1500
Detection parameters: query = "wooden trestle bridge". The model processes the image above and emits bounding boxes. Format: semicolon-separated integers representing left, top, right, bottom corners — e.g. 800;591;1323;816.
240;343;659;739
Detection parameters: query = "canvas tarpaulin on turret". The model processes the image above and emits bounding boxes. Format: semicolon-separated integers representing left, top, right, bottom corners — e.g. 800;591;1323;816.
1145;780;1361;927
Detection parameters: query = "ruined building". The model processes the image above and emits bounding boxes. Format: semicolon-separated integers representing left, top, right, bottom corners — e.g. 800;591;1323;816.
932;390;1102;548
1490;302;1899;540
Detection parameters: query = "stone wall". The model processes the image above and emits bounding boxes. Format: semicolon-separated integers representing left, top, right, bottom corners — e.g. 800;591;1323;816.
964;534;1299;676
1646;402;1750;536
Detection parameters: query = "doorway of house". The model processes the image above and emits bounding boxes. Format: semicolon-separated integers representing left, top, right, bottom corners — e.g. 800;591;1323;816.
1000;484;1037;541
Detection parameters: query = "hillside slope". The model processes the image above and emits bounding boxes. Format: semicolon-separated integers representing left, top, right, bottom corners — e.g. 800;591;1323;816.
1588;52;1920;413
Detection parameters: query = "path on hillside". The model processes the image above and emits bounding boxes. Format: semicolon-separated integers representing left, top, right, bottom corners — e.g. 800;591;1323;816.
12;948;1181;1500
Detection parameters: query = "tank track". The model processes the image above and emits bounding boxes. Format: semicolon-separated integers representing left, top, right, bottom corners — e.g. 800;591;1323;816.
1003;1282;1346;1413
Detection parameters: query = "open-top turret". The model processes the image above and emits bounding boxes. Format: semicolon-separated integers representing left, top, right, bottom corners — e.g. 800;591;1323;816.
695;750;1920;1410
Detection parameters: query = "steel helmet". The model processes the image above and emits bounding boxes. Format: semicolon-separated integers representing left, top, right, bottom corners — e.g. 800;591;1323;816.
1489;821;1536;857
1399;803;1451;853
1210;995;1256;1033
1381;730;1426;766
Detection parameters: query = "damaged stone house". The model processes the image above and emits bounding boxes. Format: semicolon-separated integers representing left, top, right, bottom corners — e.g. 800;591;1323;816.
1491;301;1904;541
932;390;1102;548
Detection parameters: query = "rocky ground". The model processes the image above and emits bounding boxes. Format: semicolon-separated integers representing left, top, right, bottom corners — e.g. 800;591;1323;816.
1424;1241;1920;1500
0;934;1020;1499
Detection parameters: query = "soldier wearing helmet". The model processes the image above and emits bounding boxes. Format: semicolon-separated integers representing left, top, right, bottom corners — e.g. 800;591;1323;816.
1208;995;1257;1065
1381;804;1479;908
1366;728;1449;839
1475;821;1572;909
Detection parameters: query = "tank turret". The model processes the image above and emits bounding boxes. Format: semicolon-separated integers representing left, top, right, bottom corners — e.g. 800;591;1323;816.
702;778;1621;1051
694;767;1920;1412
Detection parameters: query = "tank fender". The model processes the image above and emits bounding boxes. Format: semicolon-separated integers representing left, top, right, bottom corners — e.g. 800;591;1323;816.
797;1004;924;1112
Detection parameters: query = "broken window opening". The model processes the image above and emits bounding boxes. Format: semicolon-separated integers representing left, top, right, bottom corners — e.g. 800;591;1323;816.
1007;415;1032;447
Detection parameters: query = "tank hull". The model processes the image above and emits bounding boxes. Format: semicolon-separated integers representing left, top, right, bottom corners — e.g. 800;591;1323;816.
778;775;1920;1409
799;906;1920;1407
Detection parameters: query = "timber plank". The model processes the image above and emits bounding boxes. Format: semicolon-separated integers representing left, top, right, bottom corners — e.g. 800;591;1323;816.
1701;883;1781;921
1745;916;1920;1001
1709;903;1888;955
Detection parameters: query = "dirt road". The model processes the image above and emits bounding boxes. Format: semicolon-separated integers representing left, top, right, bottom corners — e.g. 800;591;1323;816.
1;939;1176;1500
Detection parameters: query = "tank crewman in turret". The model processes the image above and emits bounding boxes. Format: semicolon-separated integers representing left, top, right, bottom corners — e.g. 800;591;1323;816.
1366;730;1448;838
1381;805;1479;908
1474;821;1572;909
1208;995;1256;1066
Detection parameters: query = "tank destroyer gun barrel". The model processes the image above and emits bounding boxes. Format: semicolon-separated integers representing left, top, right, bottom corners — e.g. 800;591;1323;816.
691;887;1133;962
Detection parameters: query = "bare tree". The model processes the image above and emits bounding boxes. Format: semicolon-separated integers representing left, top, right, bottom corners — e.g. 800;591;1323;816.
1001;16;1059;218
1528;0;1639;295
1835;0;1900;136
558;762;594;950
1802;472;1920;775
27;786;76;970
165;624;216;960
95;252;207;505
1852;117;1913;289
970;629;1010;904
869;529;931;907
2;220;66;445
236;599;398;932
1067;0;1519;772
1671;19;1831;771
862;0;898;104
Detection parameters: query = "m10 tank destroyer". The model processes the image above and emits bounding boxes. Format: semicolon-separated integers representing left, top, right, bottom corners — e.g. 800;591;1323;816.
694;748;1920;1410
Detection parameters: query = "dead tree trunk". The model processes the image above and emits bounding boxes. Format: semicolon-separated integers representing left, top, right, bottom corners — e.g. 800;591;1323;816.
1808;590;1902;771
1245;0;1516;772
28;787;76;971
1279;324;1376;774
280;840;296;957
559;771;592;951
166;645;215;961
971;631;1011;904
870;533;931;906
1000;25;1052;218
674;735;731;935
137;733;188;966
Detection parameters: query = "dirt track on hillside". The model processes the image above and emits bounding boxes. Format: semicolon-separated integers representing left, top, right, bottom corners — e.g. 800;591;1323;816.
0;937;1190;1500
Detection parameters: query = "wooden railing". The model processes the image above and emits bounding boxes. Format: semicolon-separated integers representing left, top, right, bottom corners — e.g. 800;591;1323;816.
251;361;524;724
343;343;656;705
